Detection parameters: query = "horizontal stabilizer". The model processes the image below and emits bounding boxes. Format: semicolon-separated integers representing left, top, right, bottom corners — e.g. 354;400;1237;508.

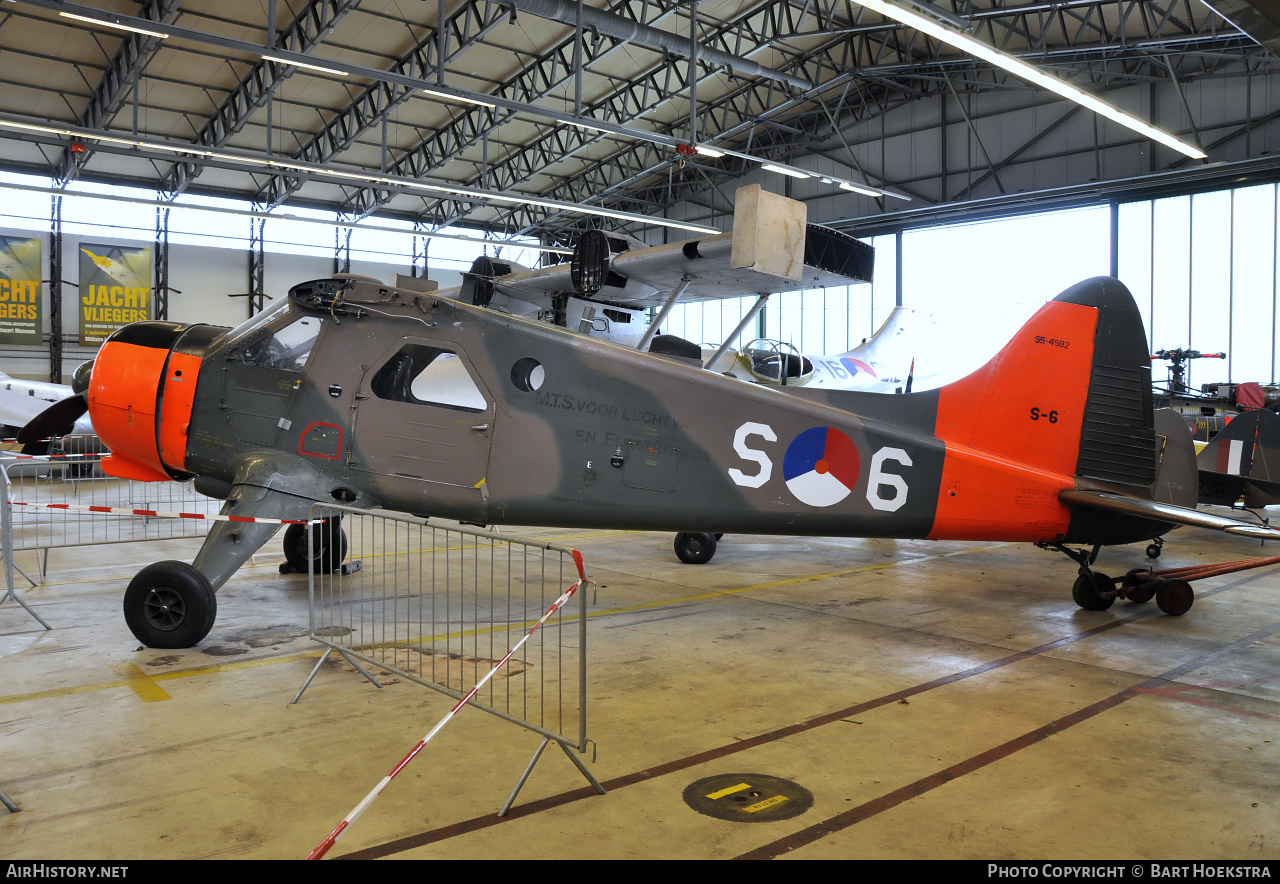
1061;488;1280;540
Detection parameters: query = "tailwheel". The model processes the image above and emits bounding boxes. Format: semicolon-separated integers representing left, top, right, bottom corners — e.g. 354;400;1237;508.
1156;578;1195;616
1071;570;1116;611
1122;568;1157;604
674;532;717;565
123;561;217;648
283;519;348;574
1146;538;1164;560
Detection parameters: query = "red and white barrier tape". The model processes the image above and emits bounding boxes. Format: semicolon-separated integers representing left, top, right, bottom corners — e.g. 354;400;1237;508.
6;501;313;525
0;452;98;460
306;548;588;861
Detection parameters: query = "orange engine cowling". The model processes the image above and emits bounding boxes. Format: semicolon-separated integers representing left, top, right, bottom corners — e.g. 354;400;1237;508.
88;322;208;482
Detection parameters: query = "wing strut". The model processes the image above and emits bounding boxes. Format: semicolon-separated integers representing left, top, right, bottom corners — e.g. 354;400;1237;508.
635;276;692;351
704;292;771;371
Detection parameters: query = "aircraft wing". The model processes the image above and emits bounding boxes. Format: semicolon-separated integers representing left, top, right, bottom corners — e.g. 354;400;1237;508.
0;372;83;434
495;225;873;310
1060;489;1280;540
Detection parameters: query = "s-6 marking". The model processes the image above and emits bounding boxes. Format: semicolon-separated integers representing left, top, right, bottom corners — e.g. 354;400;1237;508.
727;421;912;511
1029;407;1059;423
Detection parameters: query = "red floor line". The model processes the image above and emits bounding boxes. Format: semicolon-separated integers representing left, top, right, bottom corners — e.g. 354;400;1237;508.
333;572;1262;860
735;617;1280;860
1131;686;1280;722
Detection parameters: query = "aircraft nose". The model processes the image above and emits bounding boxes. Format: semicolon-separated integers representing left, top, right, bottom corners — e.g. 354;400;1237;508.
90;321;209;482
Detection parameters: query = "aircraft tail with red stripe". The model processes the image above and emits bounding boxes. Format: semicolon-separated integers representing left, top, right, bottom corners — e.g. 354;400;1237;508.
926;277;1163;541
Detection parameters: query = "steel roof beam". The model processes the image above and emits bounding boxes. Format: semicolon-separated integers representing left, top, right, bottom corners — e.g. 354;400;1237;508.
161;0;362;198
334;0;695;219
475;33;1262;233
411;0;1235;231
53;0;183;185
345;0;813;221
254;0;513;208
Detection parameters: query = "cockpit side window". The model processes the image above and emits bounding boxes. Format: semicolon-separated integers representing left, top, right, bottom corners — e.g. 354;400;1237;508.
240;315;324;371
370;344;487;413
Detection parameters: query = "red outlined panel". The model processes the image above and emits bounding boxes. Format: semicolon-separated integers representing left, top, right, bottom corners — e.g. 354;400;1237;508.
299;421;343;460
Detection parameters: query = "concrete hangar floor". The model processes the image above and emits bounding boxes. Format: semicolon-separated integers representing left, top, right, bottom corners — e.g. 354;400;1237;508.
1;521;1278;860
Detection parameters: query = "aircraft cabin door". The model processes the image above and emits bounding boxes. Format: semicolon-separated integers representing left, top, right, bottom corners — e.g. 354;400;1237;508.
350;338;495;507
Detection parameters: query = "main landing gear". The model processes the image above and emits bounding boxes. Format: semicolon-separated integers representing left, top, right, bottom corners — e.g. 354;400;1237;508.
122;516;350;649
1045;542;1194;616
280;517;348;575
674;532;724;565
123;561;218;649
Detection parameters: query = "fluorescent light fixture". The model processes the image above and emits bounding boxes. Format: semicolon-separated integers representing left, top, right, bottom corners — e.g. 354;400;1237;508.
421;88;496;109
0;120;70;136
761;163;811;179
853;0;1206;159
555;117;612;135
0;112;718;235
839;180;883;197
261;54;348;77
694;145;725;158
59;12;169;39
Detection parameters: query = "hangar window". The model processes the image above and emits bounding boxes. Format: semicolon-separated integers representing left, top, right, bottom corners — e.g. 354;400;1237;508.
240;316;323;371
371;344;487;413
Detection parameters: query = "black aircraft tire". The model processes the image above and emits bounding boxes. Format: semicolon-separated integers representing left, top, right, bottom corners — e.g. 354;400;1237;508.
674;532;717;565
1156;579;1195;616
283;521;349;574
123;561;217;649
1146;543;1162;560
1071;571;1115;611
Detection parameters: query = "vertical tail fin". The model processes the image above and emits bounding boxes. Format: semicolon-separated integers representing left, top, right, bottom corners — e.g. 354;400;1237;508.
1197;408;1280;506
932;277;1153;485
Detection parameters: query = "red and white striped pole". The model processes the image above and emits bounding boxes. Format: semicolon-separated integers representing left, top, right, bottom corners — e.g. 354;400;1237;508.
306;549;588;860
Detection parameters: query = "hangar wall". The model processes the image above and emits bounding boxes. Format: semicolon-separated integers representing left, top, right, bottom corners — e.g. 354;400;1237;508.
0;179;481;381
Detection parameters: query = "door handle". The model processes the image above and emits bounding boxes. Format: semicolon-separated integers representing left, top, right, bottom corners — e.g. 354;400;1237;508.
471;423;490;432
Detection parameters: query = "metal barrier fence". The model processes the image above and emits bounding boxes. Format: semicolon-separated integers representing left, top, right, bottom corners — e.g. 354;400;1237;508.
293;503;603;815
0;440;223;629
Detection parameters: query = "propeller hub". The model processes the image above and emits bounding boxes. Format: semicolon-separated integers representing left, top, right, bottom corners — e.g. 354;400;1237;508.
71;360;93;396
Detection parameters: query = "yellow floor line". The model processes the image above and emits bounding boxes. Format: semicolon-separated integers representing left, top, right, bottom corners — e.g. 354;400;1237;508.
108;662;173;703
0;544;1005;707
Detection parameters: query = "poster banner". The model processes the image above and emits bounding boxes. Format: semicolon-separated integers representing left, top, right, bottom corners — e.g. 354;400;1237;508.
0;235;43;344
79;242;152;343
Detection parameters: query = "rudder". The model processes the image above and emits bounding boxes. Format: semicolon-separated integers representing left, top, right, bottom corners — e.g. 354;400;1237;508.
933;276;1153;485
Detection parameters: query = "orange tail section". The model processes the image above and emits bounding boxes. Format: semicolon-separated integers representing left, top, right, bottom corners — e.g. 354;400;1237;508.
927;277;1154;541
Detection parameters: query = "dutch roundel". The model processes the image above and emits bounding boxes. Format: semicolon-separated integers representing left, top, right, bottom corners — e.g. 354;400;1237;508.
840;357;877;379
782;427;861;507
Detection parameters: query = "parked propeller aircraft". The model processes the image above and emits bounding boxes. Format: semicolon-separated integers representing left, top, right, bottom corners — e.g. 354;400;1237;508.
704;306;940;393
0;370;93;450
453;185;874;357
22;188;1280;649
1196;407;1280;509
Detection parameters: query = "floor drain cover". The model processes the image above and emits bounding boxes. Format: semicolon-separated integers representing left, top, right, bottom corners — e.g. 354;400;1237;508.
682;773;813;822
